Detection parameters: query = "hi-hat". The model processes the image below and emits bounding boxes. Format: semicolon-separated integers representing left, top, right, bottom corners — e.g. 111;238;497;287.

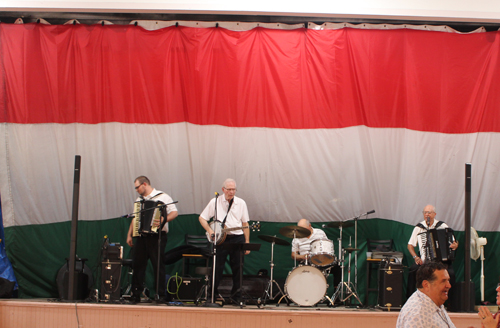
343;247;361;253
279;226;311;239
326;221;354;228
258;235;290;246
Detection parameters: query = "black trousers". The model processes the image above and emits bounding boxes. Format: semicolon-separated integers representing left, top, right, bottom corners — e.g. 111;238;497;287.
213;234;245;297
132;233;167;298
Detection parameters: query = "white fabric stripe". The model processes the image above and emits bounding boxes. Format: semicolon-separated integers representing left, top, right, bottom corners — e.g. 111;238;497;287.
1;122;499;231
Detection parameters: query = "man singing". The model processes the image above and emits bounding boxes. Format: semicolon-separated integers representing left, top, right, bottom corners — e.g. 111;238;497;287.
199;178;250;303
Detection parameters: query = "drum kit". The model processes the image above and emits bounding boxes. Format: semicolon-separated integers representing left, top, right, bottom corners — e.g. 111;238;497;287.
258;212;374;307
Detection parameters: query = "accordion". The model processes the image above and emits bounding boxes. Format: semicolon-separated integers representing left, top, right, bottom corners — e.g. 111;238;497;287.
424;228;456;262
132;199;166;236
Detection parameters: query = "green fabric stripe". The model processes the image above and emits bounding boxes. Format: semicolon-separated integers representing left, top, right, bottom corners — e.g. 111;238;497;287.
4;216;499;304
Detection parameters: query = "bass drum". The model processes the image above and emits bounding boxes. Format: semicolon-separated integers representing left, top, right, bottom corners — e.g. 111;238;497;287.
284;265;327;306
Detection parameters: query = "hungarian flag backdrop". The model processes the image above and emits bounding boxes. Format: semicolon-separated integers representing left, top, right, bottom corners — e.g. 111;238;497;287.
1;23;500;298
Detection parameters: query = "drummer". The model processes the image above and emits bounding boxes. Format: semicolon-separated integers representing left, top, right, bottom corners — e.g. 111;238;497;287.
291;219;327;263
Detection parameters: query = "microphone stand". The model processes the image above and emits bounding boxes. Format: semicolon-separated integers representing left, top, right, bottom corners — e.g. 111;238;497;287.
204;193;222;307
153;201;177;303
348;210;375;302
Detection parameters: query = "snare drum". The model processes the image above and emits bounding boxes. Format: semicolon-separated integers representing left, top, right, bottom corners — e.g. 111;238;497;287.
284;265;327;306
310;239;336;267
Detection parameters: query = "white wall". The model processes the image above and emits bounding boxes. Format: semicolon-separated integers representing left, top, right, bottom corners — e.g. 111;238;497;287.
3;0;500;23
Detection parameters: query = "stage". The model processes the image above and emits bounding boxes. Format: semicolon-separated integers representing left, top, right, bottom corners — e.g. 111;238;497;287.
0;298;484;328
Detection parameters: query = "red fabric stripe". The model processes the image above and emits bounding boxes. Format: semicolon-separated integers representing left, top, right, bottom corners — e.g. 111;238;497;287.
1;24;500;133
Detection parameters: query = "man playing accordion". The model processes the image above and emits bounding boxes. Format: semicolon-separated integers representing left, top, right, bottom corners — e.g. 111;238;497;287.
406;205;459;307
126;176;178;303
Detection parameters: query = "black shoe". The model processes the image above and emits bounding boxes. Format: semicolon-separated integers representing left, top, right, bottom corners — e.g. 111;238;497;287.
155;297;169;305
129;295;141;304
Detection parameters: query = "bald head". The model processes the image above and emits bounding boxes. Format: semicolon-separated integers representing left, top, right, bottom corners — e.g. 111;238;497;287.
298;219;312;233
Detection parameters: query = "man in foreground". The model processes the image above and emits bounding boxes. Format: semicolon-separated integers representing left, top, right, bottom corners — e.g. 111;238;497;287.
397;261;456;328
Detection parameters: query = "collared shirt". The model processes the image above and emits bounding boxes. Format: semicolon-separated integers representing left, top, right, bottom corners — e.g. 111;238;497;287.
396;289;456;328
408;220;449;263
199;194;249;235
291;228;328;255
135;188;177;233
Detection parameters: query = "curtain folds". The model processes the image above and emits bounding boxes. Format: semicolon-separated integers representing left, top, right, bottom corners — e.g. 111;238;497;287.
1;24;500;232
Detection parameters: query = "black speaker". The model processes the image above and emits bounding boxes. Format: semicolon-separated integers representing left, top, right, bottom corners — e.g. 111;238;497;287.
218;274;270;298
448;281;475;312
101;261;122;301
168;277;203;301
378;263;403;310
56;259;93;300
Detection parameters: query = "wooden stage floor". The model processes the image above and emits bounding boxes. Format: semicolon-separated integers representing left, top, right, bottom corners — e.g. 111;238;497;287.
0;298;485;328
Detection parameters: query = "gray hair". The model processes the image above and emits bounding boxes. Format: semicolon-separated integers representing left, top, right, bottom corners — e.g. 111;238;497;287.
222;178;237;189
425;205;436;213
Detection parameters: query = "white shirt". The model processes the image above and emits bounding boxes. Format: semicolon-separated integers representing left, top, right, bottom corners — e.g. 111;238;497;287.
291;228;328;255
408;220;449;263
397;289;456;328
200;195;249;235
135;188;177;233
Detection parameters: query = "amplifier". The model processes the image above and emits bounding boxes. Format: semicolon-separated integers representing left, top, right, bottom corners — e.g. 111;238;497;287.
167;275;270;302
378;264;403;310
101;261;122;301
168;277;203;301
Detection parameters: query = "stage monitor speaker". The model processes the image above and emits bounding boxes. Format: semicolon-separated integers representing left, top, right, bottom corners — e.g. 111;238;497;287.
378;264;403;310
168;277;203;301
101;261;122;301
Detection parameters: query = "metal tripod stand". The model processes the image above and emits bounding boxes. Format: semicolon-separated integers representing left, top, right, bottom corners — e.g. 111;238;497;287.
331;245;363;306
259;235;290;306
330;224;362;306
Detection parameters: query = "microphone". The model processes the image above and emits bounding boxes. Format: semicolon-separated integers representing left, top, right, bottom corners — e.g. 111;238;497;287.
321;224;327;228
426;216;430;226
356;210;375;218
215;192;219;197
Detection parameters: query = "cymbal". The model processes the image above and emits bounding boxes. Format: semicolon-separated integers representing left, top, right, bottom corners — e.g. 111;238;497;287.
258;235;290;246
343;247;361;253
279;225;311;239
326;220;354;228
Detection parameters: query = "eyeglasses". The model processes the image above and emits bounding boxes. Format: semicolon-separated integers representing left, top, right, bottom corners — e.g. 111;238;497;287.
224;188;237;192
135;184;142;190
423;211;435;215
